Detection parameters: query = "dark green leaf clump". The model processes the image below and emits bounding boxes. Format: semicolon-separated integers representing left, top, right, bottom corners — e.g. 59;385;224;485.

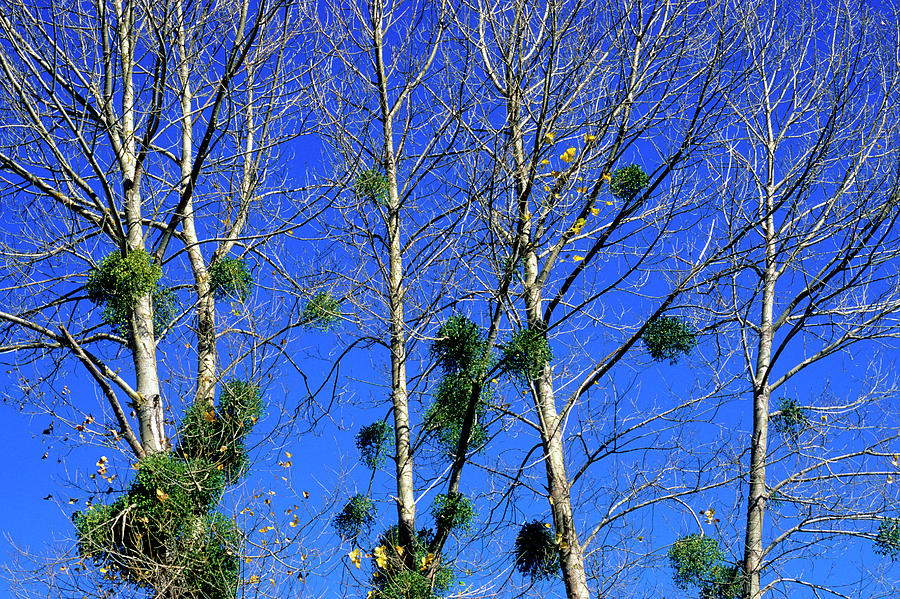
334;494;376;539
300;291;341;330
642;316;697;364
72;454;238;599
431;493;475;534
426;316;492;455
875;518;900;560
609;164;649;201
500;328;553;381
357;421;393;469
86;249;176;338
514;520;559;580
370;527;455;599
770;398;808;445
431;315;490;375
355;168;389;205
177;379;264;482
425;373;489;453
208;257;253;301
668;534;741;599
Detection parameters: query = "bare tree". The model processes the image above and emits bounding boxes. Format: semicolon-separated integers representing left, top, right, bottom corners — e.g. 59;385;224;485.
701;2;900;598
0;0;316;595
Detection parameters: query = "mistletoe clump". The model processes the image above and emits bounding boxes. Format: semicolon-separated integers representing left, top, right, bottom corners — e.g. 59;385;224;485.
514;520;559;580
642;316;697;364
500;328;553;381
771;398;808;445
431;493;475;534
334;494;376;540
300;291;341;330
85;249;176;338
73;454;240;599
425;372;489;454
355;168;389;205
425;315;492;455
208;257;252;301
177;379;263;482
369;526;455;599
875;518;900;560
609;164;649;201
668;534;742;599
357;421;393;469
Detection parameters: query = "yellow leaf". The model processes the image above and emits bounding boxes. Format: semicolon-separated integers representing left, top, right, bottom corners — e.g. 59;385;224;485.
573;255;585;262
591;208;599;216
605;201;613;206
248;575;260;584
560;147;577;163
540;159;550;165
374;545;388;569
584;134;596;143
602;173;611;181
544;131;556;143
286;452;292;458
156;489;168;502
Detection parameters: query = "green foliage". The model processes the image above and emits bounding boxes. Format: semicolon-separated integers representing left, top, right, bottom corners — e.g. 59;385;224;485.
177;379;264;482
642;316;697;364
355;168;390;205
514;520;559;580
609;164;649;201
357;421;393;469
771;398;808;445
500;328;553;381
73;379;262;598
875;518;900;560
430;493;475;534
72;454;237;598
334;494;376;539
425;373;489;453
208;257;253;301
86;249;176;338
300;291;341;330
431;315;490;375
370;527;455;599
668;534;741;599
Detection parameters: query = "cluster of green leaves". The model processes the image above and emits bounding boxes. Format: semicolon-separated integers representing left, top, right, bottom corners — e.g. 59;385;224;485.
609;164;649;201
514;520;559;580
300;291;341;330
875;518;900;560
357;421;393;469
85;249;176;338
668;534;742;599
642;316;697;364
500;328;553;381
771;398;808;445
426;315;492;454
355;168;389;205
334;494;376;539
72;379;263;598
370;527;455;599
177;379;264;482
430;493;475;534
208;257;253;301
72;454;239;599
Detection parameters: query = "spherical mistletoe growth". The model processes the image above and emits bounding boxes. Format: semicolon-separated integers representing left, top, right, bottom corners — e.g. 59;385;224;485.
177;379;263;482
668;534;724;591
642;316;697;364
334;494;376;539
875;518;900;560
425;372;489;455
514;520;559;580
703;564;744;599
431;315;490;375
355;168;389;205
370;526;455;599
771;398;808;445
609;163;649;201
208;257;252;301
431;493;475;534
72;453;235;596
86;249;175;338
500;328;553;381
356;421;393;469
300;291;341;330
